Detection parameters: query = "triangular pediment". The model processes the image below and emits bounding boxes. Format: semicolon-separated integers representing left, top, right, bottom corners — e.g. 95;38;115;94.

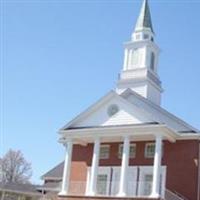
61;90;155;130
61;89;199;134
121;89;199;133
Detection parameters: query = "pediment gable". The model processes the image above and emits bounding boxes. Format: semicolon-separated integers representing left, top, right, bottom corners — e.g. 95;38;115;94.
61;89;199;134
61;91;155;130
121;89;199;133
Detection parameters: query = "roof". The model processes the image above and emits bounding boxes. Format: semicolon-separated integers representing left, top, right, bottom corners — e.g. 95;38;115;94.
135;0;154;33
67;122;159;130
37;182;61;192
0;182;41;196
41;162;64;180
59;89;199;134
121;89;199;133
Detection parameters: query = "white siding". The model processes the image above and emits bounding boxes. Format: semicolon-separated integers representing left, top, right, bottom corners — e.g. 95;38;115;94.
126;94;194;132
72;97;152;128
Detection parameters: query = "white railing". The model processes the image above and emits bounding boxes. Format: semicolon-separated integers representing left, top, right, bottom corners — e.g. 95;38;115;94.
68;181;86;195
165;189;189;200
67;181;157;197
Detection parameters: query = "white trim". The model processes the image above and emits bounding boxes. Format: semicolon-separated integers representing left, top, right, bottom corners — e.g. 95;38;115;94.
176;134;200;140
59;140;72;196
60;91;116;130
111;167;120;196
59;124;177;143
60;89;156;132
144;142;155;158
124;40;160;53
121;89;199;133
88;138;100;196
99;145;110;159
161;166;167;198
151;135;162;198
86;165;166;198
86;166;111;196
138;166;153;196
117;136;130;196
118;143;136;159
59;89;199;141
165;189;184;200
97;167;111;196
85;168;90;195
138;166;166;198
111;166;138;197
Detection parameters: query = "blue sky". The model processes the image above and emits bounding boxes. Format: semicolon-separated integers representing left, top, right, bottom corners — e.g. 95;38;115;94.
1;0;200;184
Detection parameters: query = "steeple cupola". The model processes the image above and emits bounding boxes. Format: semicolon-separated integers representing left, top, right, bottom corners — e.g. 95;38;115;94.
116;0;163;105
132;0;154;42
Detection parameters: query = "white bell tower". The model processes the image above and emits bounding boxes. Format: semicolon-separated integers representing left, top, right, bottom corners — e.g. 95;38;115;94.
116;0;163;105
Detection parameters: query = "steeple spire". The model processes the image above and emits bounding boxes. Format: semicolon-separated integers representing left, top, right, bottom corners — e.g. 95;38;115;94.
135;0;154;33
131;0;154;42
116;0;162;105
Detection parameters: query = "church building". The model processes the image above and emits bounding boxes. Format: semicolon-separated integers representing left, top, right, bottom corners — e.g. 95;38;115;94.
41;1;200;200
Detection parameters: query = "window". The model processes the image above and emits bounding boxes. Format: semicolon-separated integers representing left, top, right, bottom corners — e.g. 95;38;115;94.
150;52;155;71
145;143;155;158
144;174;153;195
143;34;149;39
136;34;140;40
118;143;136;159
131;49;139;66
107;104;119;117
96;174;108;195
100;145;110;159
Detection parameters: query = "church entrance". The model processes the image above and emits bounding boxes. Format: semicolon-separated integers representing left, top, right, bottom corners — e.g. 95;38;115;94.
86;165;166;197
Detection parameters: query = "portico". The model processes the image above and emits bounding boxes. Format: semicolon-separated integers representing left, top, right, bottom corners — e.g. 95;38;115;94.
58;124;177;198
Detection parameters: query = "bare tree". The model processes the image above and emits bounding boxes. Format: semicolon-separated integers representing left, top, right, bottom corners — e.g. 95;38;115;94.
0;149;32;183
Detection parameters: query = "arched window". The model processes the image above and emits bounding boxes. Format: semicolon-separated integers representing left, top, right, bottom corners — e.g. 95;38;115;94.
130;49;139;68
150;52;155;71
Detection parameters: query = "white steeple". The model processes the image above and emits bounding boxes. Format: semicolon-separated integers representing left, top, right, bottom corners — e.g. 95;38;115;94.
116;0;163;106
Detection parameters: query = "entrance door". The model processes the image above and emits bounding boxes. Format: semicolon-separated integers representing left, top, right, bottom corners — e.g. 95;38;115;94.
85;167;111;196
96;167;111;196
127;167;137;196
143;174;153;195
138;166;166;198
96;174;108;195
111;167;137;196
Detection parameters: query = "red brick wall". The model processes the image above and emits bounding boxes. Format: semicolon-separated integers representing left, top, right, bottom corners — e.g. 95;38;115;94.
69;140;199;200
163;140;199;200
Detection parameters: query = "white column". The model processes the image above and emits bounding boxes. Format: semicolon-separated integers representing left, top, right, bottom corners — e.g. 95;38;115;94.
88;137;100;196
151;135;162;198
59;140;73;196
118;136;130;196
123;48;128;70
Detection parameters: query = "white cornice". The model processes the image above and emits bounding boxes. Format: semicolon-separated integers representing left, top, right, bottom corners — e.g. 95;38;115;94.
59;90;116;130
59;124;178;143
124;40;160;52
121;89;200;133
176;133;200;140
117;76;163;92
